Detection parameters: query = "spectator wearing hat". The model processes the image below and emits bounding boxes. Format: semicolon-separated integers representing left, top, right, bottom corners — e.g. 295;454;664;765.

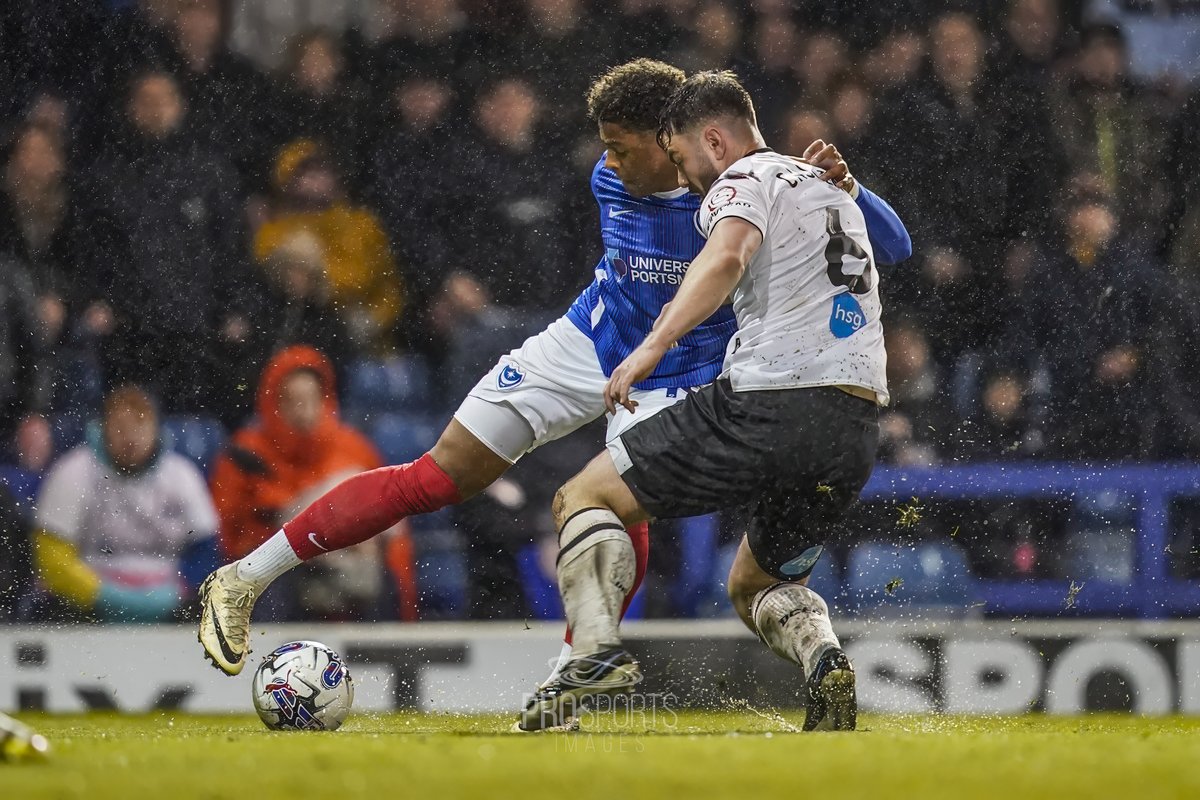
254;139;404;352
210;345;415;620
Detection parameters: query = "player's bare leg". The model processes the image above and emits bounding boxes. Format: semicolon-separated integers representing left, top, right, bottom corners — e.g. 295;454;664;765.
518;452;647;731
200;420;512;675
727;538;856;731
427;418;518;498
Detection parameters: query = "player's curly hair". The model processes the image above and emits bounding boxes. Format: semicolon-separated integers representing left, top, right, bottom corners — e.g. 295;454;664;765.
657;70;756;148
586;59;686;132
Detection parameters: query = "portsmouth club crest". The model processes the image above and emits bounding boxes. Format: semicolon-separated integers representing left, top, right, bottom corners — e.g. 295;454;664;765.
498;363;525;389
607;247;629;279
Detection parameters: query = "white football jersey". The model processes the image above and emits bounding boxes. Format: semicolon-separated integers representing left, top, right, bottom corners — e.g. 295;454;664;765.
697;149;889;405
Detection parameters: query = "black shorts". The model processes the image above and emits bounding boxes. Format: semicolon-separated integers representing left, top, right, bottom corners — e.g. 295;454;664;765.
613;380;879;580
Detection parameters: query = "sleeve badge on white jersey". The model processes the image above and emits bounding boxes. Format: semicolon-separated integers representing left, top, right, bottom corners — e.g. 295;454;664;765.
707;186;738;211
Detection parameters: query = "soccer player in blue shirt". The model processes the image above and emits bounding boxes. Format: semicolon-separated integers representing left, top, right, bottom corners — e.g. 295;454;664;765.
199;60;911;685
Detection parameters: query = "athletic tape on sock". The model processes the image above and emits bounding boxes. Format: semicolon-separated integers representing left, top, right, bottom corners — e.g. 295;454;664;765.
556;507;634;656
752;582;840;676
556;507;631;568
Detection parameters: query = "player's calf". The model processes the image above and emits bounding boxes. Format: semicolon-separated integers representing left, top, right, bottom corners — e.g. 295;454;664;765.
548;454;647;659
556;507;635;658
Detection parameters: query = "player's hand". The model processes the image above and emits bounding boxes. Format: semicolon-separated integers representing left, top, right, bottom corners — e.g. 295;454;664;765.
604;340;670;414
802;139;856;195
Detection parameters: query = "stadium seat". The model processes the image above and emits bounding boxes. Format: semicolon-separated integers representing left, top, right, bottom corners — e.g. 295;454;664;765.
1063;490;1137;583
0;464;40;506
162;414;227;474
674;514;720;617
345;355;433;417
412;528;469;620
949;350;984;420
845;539;975;616
516;543;563;620
515;542;646;622
407;506;454;533
367;412;440;465
914;542;975;605
807;550;844;607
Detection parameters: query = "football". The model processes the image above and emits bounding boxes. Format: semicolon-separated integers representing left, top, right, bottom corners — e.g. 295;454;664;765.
250;641;354;731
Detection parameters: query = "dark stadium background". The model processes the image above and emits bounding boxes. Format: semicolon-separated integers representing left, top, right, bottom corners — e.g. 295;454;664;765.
2;0;1200;625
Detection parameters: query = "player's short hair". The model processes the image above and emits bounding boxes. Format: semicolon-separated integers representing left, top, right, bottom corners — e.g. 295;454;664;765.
586;59;686;132
657;70;756;148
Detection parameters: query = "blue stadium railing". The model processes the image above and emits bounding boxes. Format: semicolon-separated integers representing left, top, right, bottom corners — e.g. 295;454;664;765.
861;464;1200;619
672;463;1200;620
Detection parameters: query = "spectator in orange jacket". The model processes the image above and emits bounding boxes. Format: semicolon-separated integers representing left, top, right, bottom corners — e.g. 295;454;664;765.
210;345;416;620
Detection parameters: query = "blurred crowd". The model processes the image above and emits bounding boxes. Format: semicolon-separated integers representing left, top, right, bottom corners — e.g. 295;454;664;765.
3;0;1200;622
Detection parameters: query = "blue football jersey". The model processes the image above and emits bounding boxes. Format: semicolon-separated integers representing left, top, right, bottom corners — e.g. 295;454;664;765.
567;157;737;390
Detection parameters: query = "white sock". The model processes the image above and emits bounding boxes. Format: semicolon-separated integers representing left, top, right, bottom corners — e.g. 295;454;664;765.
540;642;573;687
236;530;303;587
556;508;635;659
752;582;840;677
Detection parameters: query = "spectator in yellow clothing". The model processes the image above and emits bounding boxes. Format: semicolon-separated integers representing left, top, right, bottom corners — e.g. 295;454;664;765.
254;139;403;350
25;385;220;622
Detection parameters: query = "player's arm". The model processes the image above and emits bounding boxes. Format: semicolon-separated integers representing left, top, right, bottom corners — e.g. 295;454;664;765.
802;139;912;264
604;217;762;413
853;185;911;265
33;528;102;608
33;529;180;620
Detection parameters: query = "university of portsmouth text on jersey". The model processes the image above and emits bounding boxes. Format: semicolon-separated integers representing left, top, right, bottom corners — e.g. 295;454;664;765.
627;255;690;284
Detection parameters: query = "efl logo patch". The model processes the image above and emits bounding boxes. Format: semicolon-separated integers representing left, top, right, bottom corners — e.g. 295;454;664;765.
707;186;737;211
830;293;866;338
498;364;525;389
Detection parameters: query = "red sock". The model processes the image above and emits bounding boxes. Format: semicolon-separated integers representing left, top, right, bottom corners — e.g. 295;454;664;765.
563;521;649;646
283;454;461;560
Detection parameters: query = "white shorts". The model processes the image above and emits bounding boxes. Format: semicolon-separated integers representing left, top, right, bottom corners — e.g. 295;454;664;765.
454;316;692;463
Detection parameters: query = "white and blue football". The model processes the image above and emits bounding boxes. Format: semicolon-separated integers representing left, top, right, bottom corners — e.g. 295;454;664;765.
251;641;354;731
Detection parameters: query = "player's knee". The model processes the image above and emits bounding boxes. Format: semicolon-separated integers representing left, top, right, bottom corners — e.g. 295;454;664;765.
552;483;577;529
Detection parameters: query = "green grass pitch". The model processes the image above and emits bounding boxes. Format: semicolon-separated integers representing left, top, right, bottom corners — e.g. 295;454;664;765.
5;711;1198;799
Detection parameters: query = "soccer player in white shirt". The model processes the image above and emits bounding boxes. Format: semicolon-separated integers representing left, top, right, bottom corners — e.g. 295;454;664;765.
522;71;888;732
